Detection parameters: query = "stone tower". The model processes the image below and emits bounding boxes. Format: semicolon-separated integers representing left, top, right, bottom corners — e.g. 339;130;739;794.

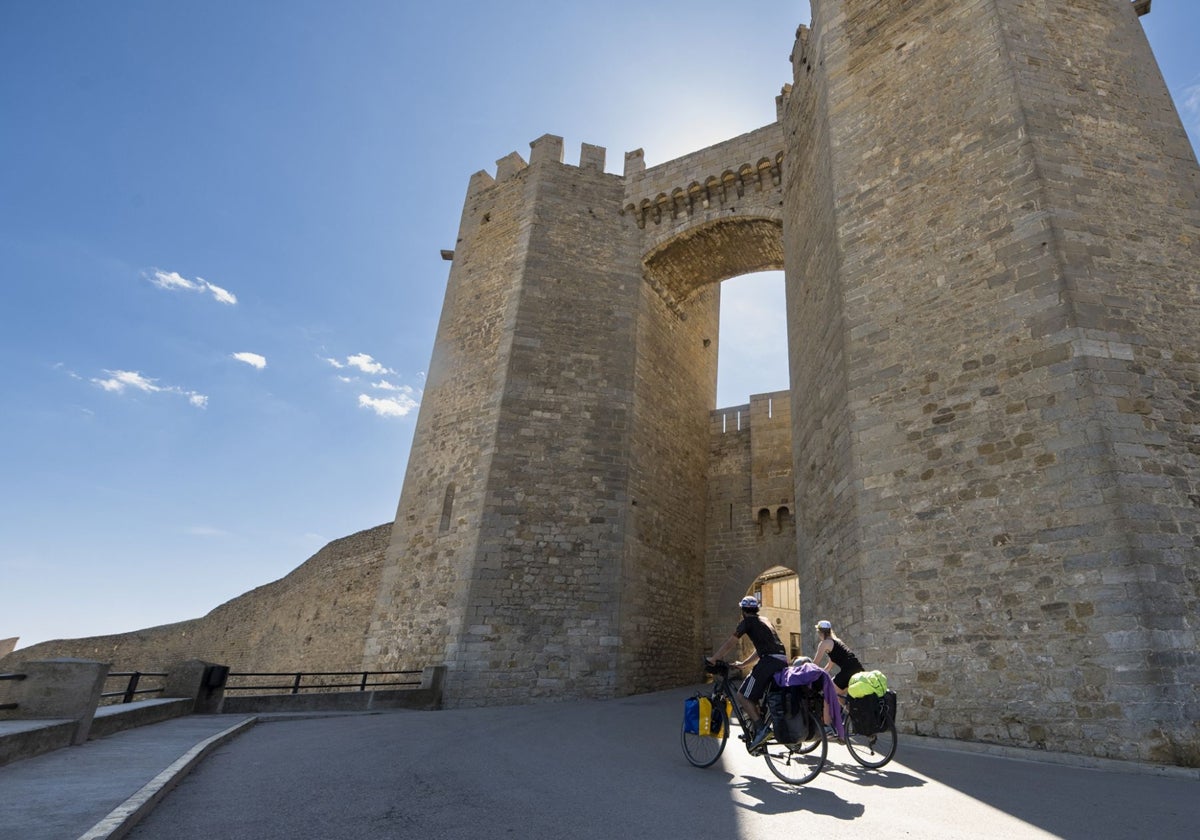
367;0;1198;765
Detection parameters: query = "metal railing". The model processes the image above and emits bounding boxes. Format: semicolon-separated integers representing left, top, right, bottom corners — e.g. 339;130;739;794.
0;672;26;710
224;670;423;695
101;671;168;704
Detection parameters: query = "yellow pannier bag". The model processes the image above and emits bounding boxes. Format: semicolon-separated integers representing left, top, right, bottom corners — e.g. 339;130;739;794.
847;670;889;698
698;696;731;737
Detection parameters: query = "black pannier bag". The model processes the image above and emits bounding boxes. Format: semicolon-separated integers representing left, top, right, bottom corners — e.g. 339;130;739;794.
847;689;898;736
768;684;819;744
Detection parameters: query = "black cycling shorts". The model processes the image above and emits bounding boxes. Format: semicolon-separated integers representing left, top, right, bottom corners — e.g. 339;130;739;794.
739;656;787;703
834;664;863;691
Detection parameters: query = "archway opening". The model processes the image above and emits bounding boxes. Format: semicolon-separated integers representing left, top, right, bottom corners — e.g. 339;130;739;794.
732;566;803;662
716;270;788;409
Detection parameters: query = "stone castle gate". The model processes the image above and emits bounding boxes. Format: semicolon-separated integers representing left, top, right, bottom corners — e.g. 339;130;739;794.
365;0;1198;766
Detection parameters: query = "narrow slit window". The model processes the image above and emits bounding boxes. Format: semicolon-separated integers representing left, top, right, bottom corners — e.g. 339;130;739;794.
439;483;456;532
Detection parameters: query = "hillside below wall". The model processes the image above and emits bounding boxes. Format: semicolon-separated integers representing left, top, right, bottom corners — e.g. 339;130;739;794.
0;524;392;674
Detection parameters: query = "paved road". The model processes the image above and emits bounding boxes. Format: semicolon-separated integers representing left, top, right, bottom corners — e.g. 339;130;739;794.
124;688;1197;840
0;715;254;840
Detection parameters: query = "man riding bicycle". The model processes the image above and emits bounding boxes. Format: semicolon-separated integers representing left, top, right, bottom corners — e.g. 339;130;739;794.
707;595;789;751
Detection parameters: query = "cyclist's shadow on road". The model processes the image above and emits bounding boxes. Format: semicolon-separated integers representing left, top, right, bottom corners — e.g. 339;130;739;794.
823;761;928;790
728;763;926;818
730;775;864;819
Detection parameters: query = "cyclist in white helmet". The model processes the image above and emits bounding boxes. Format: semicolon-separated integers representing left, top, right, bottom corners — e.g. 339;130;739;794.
707;595;789;751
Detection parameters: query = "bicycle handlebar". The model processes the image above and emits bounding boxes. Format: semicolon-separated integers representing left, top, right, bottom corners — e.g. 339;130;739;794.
703;658;735;677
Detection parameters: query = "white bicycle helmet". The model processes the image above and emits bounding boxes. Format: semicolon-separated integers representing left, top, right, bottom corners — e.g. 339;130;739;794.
739;596;760;610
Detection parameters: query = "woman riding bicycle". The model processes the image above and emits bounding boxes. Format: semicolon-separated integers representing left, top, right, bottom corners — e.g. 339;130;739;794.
707;595;789;751
812;619;864;696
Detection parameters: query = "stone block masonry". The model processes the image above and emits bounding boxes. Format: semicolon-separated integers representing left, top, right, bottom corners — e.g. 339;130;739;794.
705;393;798;652
787;0;1199;765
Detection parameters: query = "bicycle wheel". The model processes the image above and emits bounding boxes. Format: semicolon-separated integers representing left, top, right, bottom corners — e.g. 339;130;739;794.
682;699;729;768
763;709;826;785
845;711;898;769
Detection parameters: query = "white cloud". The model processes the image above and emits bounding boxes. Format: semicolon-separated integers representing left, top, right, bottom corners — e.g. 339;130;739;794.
149;270;200;292
91;369;208;409
326;353;397;376
358;392;419;418
346;353;393;375
327;353;418;416
146;269;237;305
202;279;237;305
232;352;267;369
93;369;161;393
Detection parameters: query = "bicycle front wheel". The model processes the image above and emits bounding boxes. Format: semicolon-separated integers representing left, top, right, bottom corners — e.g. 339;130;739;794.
845;713;898;769
763;711;826;785
682;701;729;768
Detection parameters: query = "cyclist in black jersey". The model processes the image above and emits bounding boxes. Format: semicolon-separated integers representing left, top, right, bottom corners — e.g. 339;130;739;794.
707;596;789;751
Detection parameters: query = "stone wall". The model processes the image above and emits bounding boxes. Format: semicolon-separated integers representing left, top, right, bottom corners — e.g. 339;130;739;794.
621;270;717;693
1;524;390;674
463;139;640;703
705;393;798;652
790;0;1199;765
363;149;538;686
366;139;657;704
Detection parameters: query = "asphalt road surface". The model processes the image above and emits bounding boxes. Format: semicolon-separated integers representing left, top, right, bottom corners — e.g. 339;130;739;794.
126;688;1197;840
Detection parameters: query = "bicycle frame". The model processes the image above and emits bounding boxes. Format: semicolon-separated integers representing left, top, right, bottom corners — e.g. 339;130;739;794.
704;663;757;744
682;659;828;785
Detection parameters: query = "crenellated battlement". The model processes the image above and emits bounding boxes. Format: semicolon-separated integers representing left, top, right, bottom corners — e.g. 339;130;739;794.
466;135;610;198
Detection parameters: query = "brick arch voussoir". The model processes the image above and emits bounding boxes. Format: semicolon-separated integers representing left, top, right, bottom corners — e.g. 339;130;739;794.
642;216;785;305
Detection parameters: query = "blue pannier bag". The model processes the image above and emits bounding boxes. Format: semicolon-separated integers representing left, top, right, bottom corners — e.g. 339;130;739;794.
683;696;700;735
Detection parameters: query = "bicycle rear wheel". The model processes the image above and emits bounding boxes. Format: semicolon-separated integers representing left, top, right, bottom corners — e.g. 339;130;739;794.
681;700;729;768
763;709;826;784
845;712;898;769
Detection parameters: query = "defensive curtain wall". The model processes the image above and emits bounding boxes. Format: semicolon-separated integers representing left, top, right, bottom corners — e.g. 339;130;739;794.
6;1;1197;768
366;0;1198;766
2;525;392;675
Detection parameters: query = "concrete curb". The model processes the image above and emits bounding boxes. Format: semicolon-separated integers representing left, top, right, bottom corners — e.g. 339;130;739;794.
904;733;1200;780
75;716;258;840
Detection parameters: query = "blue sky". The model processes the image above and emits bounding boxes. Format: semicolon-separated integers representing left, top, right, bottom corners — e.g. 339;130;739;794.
2;2;1197;650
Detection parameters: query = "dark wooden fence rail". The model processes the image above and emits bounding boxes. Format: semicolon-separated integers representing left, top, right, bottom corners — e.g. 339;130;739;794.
101;670;169;704
0;671;27;710
224;670;423;695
